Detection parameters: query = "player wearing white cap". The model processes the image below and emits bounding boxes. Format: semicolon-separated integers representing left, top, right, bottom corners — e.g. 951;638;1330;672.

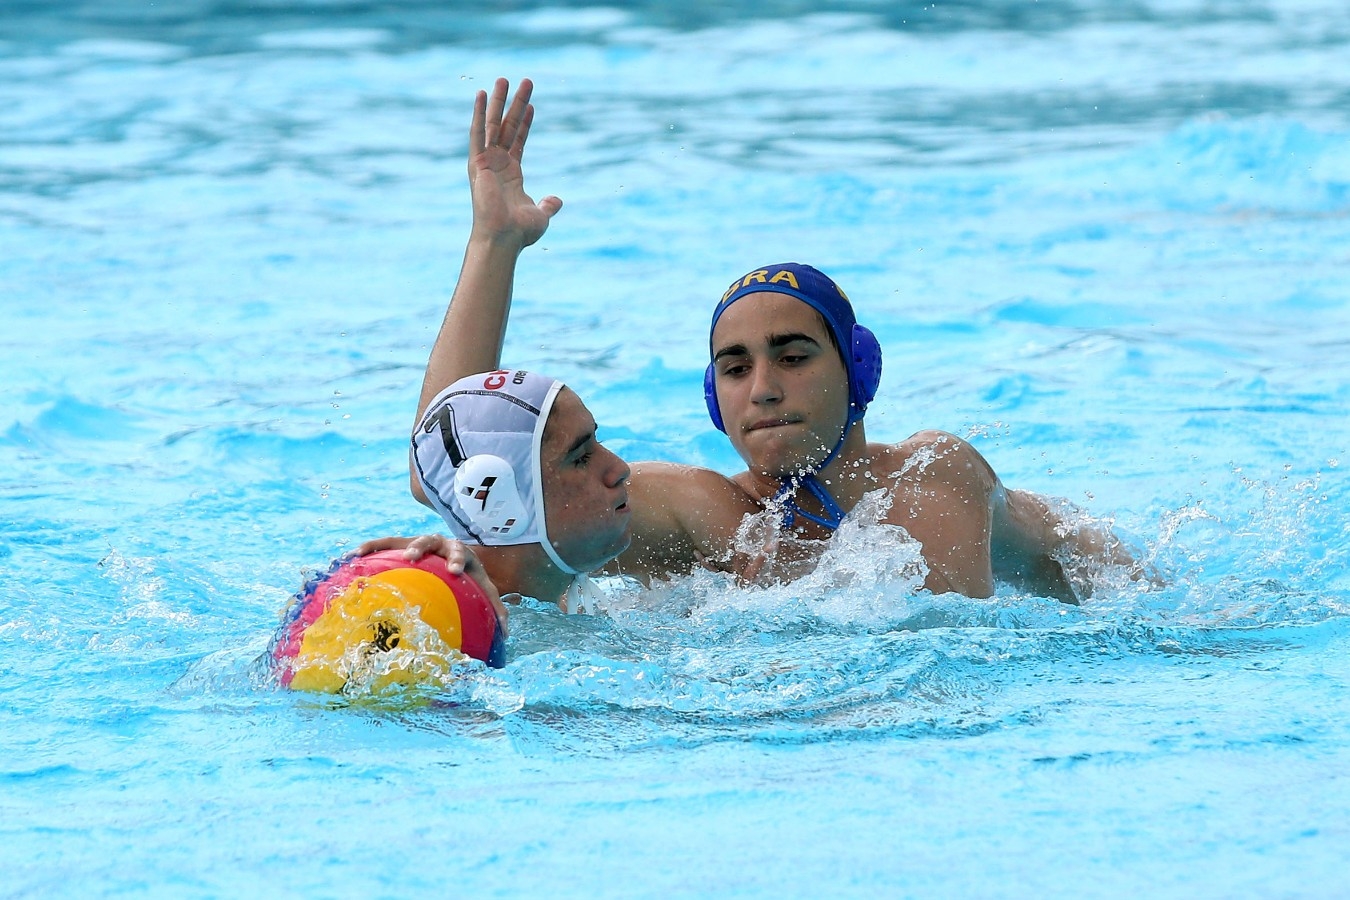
407;368;635;613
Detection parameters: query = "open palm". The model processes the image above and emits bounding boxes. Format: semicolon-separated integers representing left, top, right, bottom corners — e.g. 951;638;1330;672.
467;78;562;247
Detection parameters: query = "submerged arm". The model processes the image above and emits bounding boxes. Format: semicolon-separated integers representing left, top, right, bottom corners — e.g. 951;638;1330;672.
992;487;1141;603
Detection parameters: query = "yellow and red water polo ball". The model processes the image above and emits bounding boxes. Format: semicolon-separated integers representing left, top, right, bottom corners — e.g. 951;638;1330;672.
271;549;505;693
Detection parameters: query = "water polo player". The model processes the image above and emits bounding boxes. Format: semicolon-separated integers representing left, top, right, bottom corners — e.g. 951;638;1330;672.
394;77;1139;599
399;368;634;612
379;363;760;600
375;77;766;591
272;369;615;691
702;262;1144;598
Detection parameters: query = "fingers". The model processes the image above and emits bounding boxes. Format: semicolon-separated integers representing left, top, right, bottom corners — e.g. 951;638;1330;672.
495;595;522;640
497;78;533;153
692;549;731;574
737;551;769;587
489;596;510;637
356;533;512;641
403;533;461;567
456;547;509;637
483;77;509;150
733;525;780;586
510;103;534;160
538;195;563;218
474;77;535;157
354;536;413;556
469;89;487;157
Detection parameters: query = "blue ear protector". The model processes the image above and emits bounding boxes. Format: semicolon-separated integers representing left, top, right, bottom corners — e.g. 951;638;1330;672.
703;364;724;432
705;323;882;434
848;324;883;416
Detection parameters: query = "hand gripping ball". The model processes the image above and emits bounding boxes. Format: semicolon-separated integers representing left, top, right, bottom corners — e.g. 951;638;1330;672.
270;550;505;693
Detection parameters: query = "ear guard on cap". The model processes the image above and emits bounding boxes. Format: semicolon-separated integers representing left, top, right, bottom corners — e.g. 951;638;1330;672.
703;364;725;433
451;455;531;540
705;324;882;433
849;323;882;419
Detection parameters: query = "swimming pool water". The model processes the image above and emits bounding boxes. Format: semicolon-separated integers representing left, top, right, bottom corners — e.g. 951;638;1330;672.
3;1;1349;895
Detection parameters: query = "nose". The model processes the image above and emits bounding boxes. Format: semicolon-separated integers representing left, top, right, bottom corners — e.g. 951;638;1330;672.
749;361;782;406
599;443;630;488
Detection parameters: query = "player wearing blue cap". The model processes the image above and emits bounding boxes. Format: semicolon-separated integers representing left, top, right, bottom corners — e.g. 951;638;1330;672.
389;78;1136;601
706;262;883;532
699;260;1139;599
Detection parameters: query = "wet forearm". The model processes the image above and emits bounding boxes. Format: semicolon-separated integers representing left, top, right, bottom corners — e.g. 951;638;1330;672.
415;234;523;427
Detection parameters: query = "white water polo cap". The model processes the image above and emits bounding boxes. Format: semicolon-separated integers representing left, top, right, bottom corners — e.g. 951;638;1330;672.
412;369;580;576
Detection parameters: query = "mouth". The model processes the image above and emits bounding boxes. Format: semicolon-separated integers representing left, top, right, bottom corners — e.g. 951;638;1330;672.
744;416;802;433
615;496;631;514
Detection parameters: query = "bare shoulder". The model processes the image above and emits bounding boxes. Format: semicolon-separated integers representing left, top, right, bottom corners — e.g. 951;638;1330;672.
871;431;1000;597
874;430;998;487
612;462;761;582
629;461;761;534
631;460;743;488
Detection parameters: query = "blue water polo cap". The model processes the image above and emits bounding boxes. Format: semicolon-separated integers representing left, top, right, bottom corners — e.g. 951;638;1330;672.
704;263;882;434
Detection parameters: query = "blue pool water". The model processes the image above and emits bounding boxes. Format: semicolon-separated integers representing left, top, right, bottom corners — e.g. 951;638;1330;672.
3;1;1349;894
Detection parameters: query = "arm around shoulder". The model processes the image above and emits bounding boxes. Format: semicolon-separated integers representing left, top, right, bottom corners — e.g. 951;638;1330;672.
608;462;761;583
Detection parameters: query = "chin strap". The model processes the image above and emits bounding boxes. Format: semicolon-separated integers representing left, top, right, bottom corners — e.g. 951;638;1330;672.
538;536;603;614
773;420;854;532
775;475;847;531
563;574;605;615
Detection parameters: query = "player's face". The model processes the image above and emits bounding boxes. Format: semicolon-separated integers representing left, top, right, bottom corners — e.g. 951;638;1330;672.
539;388;633;572
710;292;850;479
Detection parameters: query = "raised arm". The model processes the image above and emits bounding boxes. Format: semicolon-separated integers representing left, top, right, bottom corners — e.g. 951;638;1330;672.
412;77;562;504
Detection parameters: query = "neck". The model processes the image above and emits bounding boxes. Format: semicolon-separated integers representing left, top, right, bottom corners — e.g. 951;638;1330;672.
477;544;576;607
744;423;875;522
808;422;876;509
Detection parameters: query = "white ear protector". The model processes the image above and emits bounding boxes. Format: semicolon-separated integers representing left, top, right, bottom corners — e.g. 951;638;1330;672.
450;455;531;540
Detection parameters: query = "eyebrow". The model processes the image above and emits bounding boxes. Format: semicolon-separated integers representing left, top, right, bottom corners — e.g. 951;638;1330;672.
712;343;747;363
713;332;821;362
769;332;821;349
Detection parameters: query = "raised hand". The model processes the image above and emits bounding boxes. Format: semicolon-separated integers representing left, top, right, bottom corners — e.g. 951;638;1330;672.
468;77;563;247
411;77;565;488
